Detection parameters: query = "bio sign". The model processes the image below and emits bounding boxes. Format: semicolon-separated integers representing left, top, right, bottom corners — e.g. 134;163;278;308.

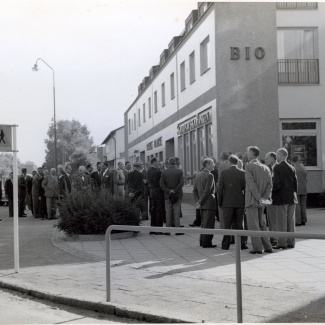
0;125;13;152
177;111;211;135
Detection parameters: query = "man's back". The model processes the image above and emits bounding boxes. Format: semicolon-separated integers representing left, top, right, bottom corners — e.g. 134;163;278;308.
245;160;272;208
218;166;245;208
194;169;216;210
160;167;184;199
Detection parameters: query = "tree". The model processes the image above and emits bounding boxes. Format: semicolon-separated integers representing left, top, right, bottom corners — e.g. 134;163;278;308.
44;119;96;172
0;153;22;180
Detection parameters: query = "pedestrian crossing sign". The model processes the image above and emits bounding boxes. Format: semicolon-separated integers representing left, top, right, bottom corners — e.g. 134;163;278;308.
0;125;13;152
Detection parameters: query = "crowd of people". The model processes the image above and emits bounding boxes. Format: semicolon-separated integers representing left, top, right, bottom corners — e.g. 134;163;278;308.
3;145;308;254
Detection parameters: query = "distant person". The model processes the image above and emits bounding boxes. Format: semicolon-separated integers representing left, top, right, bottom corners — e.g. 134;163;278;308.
114;161;126;196
245;146;273;254
147;157;165;233
91;162;102;190
18;168;27;217
101;162;114;193
32;167;44;219
139;161;149;220
57;165;71;200
85;164;93;176
5;172;14;217
292;155;307;226
74;166;92;191
0;129;5;143
218;155;246;250
42;168;58;219
273;148;298;249
160;157;184;235
193;158;217;248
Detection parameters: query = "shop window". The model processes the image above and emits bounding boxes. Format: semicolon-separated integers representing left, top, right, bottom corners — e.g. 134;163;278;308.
185;133;191;178
189;51;195;84
191;130;198;175
200;36;210;75
281;119;320;167
161;82;166;107
207;123;213;157
198;126;206;158
170;73;175;99
180;61;186;91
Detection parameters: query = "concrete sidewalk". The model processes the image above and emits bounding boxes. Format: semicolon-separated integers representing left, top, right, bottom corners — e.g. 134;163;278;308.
1;204;325;323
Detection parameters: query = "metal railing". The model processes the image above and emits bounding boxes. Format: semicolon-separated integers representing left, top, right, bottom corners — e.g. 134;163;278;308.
278;59;319;84
106;226;325;323
276;2;318;9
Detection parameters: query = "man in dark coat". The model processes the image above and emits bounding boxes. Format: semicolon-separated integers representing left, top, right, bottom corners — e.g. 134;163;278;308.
160;157;184;233
57;164;71;199
193;158;217;248
273;148;298;249
5;172;14;217
91;162;102;190
101;162;114;194
147;157;165;234
18;168;27;217
218;155;246;250
32;167;44;218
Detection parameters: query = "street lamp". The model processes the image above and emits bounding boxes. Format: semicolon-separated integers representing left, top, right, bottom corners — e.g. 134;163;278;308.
32;58;57;169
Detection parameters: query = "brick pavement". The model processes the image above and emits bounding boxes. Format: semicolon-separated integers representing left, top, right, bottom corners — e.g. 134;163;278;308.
1;204;325;322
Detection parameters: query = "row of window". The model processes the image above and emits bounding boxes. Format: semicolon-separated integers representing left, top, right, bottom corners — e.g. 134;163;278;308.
128;36;210;134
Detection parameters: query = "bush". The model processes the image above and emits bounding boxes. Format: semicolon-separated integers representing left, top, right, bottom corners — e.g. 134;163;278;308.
55;189;141;236
319;190;325;208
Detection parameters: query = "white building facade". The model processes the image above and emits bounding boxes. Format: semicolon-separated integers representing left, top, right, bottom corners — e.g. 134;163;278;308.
124;2;325;193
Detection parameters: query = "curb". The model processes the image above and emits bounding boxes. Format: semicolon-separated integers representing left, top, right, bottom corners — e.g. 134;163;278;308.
0;280;191;323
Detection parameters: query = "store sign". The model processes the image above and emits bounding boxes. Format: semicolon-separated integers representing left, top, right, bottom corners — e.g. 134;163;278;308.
177;111;211;135
154;137;162;148
230;47;265;60
147;141;153;151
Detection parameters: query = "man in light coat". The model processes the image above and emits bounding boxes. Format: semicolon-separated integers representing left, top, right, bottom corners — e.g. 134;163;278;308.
42;168;58;219
245;146;273;254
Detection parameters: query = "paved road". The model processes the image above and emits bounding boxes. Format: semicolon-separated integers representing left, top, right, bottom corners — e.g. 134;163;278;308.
0;206;92;270
0;288;142;324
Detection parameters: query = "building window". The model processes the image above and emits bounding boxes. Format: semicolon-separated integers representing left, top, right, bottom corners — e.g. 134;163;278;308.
199;2;208;17
277;28;319;84
161;83;165;107
186;19;193;33
276;2;317;9
128;119;131;134
170;73;175;99
180;61;186;91
154;91;158;113
148;97;152;118
189;51;195;84
138;109;141;127
281;119;320;167
143;103;146;123
200;36;210;75
134;113;136;130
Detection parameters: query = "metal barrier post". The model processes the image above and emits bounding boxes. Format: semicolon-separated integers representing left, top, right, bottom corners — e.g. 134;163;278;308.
235;234;243;323
106;230;111;302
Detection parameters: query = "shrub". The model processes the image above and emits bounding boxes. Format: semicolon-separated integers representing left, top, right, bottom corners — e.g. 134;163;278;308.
55;189;141;236
319;190;325;208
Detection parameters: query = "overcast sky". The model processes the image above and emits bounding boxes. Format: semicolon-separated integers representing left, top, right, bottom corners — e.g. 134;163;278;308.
0;0;199;166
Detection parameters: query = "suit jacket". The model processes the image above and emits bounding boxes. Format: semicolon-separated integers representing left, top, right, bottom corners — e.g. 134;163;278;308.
32;173;44;197
272;161;298;205
128;170;144;197
218;165;245;208
26;175;33;195
18;174;26;194
74;174;91;190
101;169;114;193
58;173;71;197
159;166;184;200
5;178;13;199
245;159;272;208
193;169;216;210
147;167;164;199
42;174;58;197
294;162;307;195
91;170;102;189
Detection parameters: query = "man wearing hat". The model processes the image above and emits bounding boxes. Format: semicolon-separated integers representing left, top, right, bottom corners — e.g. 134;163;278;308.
160;157;184;234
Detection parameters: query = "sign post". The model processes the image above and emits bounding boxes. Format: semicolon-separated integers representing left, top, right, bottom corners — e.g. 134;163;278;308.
0;124;19;272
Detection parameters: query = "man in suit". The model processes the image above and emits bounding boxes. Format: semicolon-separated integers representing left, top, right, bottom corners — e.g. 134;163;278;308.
160;157;184;234
5;172;14;217
292;155;307;226
265;151;278;246
91;162;102;190
124;161;131;196
114;161;126;196
57;165;71;199
18;168;27;217
245;146;273;254
218;154;246;250
85;164;93;176
140;161;149;220
32;167;44;218
147;157;165;233
101;162;114;194
42;168;58;219
25;173;33;213
193;158;217;248
74;165;92;191
273;148;298;249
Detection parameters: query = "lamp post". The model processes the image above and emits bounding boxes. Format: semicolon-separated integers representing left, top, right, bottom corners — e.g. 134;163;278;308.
32;58;57;169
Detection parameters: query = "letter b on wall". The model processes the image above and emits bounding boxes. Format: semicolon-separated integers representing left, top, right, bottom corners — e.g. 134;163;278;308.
230;47;240;60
